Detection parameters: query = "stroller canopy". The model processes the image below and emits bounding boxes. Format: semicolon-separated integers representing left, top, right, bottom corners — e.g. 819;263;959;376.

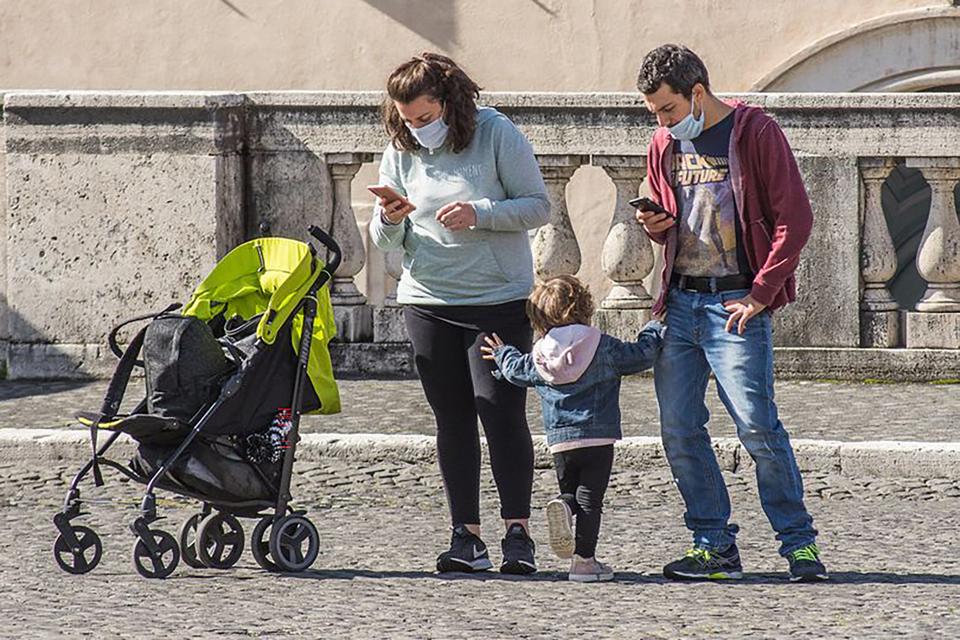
182;237;341;415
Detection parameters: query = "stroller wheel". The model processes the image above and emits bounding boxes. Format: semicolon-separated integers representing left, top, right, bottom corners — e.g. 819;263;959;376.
178;513;209;569
53;525;103;574
196;513;245;569
269;515;320;573
251;516;280;572
132;529;180;579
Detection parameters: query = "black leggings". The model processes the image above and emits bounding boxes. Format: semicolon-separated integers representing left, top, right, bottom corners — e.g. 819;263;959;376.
404;302;534;526
553;444;615;558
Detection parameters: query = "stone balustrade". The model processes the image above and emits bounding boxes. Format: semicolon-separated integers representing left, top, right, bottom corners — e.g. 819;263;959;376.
2;91;959;380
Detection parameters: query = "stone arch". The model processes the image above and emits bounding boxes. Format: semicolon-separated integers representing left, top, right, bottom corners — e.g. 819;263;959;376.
750;7;960;93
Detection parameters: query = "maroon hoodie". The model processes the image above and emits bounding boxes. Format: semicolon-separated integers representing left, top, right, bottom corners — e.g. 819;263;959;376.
645;101;813;314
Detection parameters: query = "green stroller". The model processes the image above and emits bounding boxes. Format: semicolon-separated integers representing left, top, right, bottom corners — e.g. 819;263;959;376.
53;226;341;578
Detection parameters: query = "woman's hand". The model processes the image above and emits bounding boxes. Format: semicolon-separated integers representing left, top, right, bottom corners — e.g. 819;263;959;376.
479;332;505;360
380;197;415;225
437;201;477;231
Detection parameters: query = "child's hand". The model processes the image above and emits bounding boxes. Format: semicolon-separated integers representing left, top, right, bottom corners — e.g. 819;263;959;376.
652;309;668;322
479;332;505;360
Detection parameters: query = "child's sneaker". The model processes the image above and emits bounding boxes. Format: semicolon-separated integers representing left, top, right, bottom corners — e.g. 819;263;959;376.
545;498;575;559
568;554;614;582
436;525;493;573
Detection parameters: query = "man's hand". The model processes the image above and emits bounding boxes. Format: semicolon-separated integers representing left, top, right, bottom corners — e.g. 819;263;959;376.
723;295;767;335
380;198;415;225
437;201;477;231
479;332;505;360
635;208;676;235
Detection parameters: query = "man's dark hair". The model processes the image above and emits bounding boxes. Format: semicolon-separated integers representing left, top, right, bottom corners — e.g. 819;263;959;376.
637;44;710;98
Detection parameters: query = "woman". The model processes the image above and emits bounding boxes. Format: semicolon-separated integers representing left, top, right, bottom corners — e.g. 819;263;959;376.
369;52;550;574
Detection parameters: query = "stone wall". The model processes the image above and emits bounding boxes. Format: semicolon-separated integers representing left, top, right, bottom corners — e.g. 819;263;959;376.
2;91;959;379
2;93;245;377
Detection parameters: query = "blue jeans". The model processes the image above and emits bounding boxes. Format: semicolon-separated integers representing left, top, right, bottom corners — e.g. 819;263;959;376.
654;286;817;556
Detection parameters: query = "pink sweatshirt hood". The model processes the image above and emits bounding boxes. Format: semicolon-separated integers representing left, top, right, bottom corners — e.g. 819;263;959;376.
532;324;602;385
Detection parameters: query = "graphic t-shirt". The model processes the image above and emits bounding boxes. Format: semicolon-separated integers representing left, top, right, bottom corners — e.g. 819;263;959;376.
672;111;749;277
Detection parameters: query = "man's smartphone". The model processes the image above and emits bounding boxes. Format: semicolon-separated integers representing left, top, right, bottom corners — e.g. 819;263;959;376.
367;185;416;211
629;196;677;221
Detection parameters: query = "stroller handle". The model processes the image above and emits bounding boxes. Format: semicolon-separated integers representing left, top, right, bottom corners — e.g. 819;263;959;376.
308;225;341;276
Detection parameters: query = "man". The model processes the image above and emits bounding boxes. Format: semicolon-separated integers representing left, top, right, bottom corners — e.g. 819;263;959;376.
635;44;827;582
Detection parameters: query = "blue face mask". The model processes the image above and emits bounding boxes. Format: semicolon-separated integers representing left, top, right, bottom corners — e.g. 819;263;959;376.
668;95;705;141
406;113;449;150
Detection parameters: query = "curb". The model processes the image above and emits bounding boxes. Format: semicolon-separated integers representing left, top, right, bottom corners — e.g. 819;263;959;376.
2;429;959;479
326;343;960;383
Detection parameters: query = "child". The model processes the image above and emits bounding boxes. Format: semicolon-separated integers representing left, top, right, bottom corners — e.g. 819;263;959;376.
481;275;665;582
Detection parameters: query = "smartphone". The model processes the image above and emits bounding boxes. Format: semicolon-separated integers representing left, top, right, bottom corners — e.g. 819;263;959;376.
629;196;677;221
367;185;416;211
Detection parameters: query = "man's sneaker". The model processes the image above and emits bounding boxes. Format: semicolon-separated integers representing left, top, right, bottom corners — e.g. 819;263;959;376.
787;544;828;582
569;554;615;583
436;525;493;573
545;498;575;559
500;523;537;575
663;544;743;581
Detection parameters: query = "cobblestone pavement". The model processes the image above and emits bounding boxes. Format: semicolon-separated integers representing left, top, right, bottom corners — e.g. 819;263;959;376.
5;377;959;442
2;456;959;638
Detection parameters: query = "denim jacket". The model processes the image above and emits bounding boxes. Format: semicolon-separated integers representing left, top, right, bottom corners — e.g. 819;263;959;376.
493;321;665;447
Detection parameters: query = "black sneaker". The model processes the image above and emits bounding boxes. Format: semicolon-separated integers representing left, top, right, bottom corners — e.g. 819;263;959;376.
787;544;828;582
436;525;493;573
663;544;743;580
500;523;537;575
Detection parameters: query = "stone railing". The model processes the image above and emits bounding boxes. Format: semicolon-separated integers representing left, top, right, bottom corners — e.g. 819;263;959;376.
2;92;959;380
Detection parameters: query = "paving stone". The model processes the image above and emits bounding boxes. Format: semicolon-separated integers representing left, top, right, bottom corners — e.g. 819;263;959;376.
3;457;959;638
6;378;959;442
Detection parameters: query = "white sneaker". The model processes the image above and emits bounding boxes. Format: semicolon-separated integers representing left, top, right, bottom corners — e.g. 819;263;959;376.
545;498;575;559
568;554;615;583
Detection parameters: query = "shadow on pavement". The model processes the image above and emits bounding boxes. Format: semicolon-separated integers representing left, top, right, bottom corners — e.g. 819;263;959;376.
280;569;663;583
275;569;960;585
734;571;960;585
0;380;96;402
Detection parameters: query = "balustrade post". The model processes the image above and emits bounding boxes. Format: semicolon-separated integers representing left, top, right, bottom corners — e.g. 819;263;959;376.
327;152;373;342
904;157;960;348
533;155;586;279
858;158;900;347
591;155;654;340
372;249;407;343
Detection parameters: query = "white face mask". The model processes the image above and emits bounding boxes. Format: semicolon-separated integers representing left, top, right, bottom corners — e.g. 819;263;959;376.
406;114;449;150
668;94;705;141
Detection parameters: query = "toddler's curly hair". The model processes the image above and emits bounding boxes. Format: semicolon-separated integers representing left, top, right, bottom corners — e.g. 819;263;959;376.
527;275;595;338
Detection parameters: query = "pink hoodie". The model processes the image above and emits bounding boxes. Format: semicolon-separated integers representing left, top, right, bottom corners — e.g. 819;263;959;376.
532;324;602;385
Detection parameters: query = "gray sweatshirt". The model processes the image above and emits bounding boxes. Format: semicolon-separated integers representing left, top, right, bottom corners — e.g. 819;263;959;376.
368;107;550;305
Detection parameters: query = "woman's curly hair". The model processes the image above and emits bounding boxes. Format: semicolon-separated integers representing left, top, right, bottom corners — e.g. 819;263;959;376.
381;52;481;154
527;275;595;339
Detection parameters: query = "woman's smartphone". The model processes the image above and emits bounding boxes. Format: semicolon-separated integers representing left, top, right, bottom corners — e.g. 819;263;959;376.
367;185;416;211
629;196;677;221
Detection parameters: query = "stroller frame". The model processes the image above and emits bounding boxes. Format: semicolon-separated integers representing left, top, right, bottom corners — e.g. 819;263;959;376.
53;226;341;578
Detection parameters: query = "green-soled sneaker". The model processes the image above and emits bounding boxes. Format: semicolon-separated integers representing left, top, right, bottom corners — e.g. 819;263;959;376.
663;544;743;581
787;544;828;582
